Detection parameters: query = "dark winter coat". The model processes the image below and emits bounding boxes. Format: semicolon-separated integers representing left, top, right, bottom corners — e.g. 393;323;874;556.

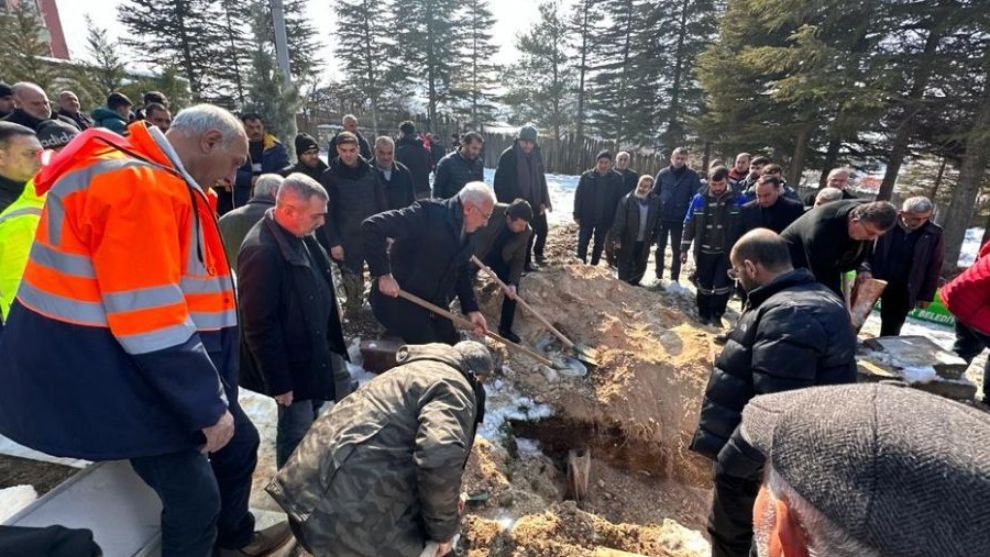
802;187;858;207
493;141;552;211
681;189;746;258
328;130;372;161
690;269;858;464
742;181;800;203
739;197;805;235
374;160;417;211
474;203;533;285
362;197;480;332
433;150;485;199
863;220;944;307
227;134;289;215
237;210;350;402
218;195;275;264
57;108;93;130
267;344;482;557
574;169;623;227
395;134;433;196
617;168;639;198
611;192;661;264
90;107;129;135
780;200;869;296
0;174;26;215
3;109;78;132
653;165;703;222
318;157;387;260
281;159;329;183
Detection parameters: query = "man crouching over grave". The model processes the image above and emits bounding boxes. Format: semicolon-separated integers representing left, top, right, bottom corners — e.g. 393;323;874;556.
267;341;492;557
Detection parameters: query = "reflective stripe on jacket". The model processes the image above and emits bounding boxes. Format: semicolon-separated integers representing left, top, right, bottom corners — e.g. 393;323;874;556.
0;179;44;319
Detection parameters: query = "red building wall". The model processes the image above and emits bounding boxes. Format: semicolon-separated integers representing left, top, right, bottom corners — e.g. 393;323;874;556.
4;0;70;60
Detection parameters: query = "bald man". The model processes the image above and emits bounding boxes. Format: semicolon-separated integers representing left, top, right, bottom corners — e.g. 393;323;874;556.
802;167;858;206
3;82;78;131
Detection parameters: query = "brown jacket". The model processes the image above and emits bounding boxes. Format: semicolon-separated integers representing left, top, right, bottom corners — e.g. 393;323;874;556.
267;344;481;557
474;203;533;285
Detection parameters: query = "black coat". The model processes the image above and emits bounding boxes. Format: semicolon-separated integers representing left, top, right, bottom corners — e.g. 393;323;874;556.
653;165;703;223
690;269;858;466
493;141;552;211
863;220;944;307
237;210;350;402
374;160;417;211
433;151;484;199
362;198;480;333
574;169;623;226
281;159;328;183
3;109;79;132
739;197;805;235
318;157;387;259
328;131;372;161
395;134;433;196
617;168;639;198
780;200;869;296
57;108;93;130
611;193;661;265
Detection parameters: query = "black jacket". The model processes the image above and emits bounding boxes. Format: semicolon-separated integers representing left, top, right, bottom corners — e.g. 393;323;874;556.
574;169;623;226
780;200;869;296
740;197;805;235
690;269;858;465
3;109;79;132
611;193;661;262
318;157;387;257
363;197;480;312
374;160;417;211
653;165;702;222
281;159;328;183
802;187;858;207
863;220;944;307
493;141;552;211
617;168;639;198
328;131;372;161
57;109;93;130
395;134;433;195
433;151;484;199
237;210;350;402
0;174;26;214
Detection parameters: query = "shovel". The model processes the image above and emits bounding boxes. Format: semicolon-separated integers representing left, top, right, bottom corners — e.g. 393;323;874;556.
395;288;556;368
471;256;599;367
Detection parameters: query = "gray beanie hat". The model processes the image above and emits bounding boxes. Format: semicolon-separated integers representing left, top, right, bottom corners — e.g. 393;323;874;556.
518;125;538;143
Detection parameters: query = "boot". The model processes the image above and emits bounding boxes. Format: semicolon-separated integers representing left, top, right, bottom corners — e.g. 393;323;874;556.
218;521;293;557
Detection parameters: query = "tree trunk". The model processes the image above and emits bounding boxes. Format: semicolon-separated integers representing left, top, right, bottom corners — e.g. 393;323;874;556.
223;3;245;106
877;15;945;201
941;73;990;275
614;0;633;147
789;122;815;188
819;138;841;188
931;155;948;201
665;0;690;147
575;1;590;144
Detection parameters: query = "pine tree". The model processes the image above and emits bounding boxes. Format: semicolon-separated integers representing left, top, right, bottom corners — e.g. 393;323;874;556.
84;15;127;94
243;2;301;145
451;0;500;129
394;0;465;130
0;2;57;89
217;0;253;106
569;0;606;143
502;0;575;141
117;0;231;102
335;0;396;132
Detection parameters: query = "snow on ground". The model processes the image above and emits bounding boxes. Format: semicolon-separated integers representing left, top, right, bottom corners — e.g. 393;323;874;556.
960;227;984;267
482;168;577;226
0;485;37;522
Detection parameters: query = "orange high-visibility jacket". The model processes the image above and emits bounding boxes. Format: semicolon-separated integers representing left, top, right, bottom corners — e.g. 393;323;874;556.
0;122;237;459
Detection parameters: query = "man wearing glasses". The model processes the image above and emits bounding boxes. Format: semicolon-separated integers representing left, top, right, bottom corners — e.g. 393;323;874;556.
362;182;492;344
691;228;858;557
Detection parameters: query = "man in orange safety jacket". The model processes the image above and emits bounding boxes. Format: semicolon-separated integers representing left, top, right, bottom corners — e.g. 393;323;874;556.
0;107;290;557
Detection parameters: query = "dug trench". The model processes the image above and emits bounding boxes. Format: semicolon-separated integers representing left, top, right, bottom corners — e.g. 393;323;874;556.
457;226;721;556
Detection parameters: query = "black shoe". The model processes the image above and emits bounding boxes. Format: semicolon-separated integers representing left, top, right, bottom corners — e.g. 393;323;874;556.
524;263;539;273
536;255;547;266
713;333;729;345
697;316;711;326
499;328;521;343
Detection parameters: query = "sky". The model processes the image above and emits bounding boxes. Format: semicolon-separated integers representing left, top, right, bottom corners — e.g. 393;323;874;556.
54;0;547;82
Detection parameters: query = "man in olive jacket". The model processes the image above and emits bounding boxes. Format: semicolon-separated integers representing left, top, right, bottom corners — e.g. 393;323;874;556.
474;199;533;342
218;173;283;264
268;341;492;557
238;174;351;468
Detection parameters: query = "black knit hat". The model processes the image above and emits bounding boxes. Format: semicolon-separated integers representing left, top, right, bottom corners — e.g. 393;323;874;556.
294;133;319;155
742;383;990;556
107;92;133;110
596;150;612;161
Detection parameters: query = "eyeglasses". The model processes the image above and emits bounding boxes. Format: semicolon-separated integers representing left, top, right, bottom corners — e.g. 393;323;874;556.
470;203;493;220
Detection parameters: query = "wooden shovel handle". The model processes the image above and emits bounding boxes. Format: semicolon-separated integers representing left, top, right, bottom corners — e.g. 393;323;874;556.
470;255;577;350
396;288;555;367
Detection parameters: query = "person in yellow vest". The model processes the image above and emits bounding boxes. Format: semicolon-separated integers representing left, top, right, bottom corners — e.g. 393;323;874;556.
0;119;78;320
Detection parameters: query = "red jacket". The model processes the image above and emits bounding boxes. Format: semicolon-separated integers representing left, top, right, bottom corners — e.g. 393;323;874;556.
942;240;990;334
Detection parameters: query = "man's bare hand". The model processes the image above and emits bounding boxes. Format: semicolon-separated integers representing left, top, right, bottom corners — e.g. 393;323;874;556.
274;391;294;406
435;540;454;557
378;274;400;297
201;410;234;454
330;245;345;261
503;284;518;301
467;311;488;337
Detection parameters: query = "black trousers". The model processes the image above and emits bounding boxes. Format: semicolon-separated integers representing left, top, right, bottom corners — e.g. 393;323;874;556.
577;223;609;265
482;254;520;332
617;241;648;285
526;212;549;266
952;320;990;391
656;221;684;281
879;282;911;337
694;251;733;320
370;289;460;345
709;471;761;557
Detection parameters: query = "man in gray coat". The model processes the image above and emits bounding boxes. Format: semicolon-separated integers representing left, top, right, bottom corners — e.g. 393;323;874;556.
267;341;493;557
218;173;283;263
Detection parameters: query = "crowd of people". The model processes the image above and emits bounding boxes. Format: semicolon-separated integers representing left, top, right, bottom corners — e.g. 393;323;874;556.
0;81;987;557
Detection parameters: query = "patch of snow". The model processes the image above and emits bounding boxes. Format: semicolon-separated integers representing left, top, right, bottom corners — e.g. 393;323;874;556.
0;485;37;523
515;437;543;458
959;227;984;268
665;280;693;298
495;511;518;531
900;366;939;384
0;436;89;469
478;377;554;443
